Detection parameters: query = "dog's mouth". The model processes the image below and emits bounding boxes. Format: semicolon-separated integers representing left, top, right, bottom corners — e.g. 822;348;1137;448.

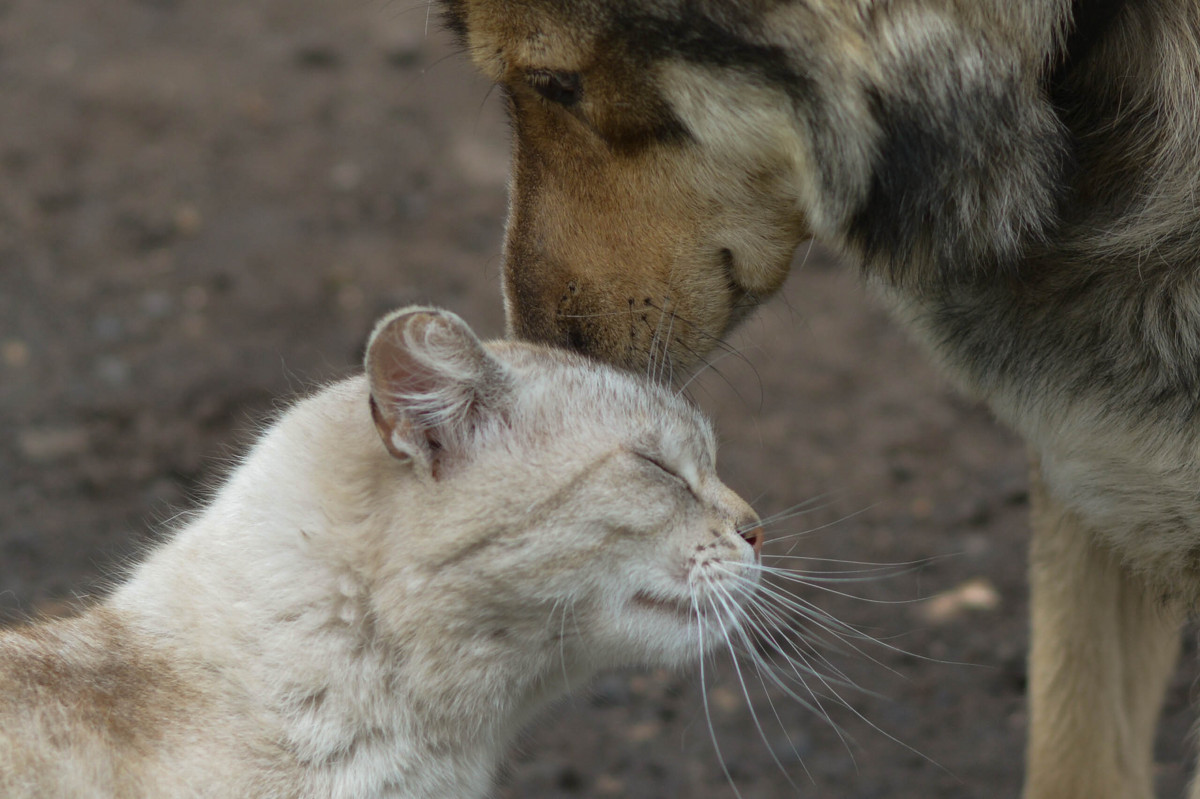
618;248;757;373
717;247;759;328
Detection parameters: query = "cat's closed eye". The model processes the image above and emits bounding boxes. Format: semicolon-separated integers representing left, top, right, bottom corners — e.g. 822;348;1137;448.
635;452;693;493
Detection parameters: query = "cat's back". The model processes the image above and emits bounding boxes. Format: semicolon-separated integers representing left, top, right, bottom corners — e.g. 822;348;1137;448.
0;609;284;798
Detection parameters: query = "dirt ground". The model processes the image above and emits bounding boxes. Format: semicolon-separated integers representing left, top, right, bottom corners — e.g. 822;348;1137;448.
2;1;1197;797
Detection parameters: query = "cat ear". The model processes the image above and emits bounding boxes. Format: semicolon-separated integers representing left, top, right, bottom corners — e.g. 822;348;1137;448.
364;307;507;479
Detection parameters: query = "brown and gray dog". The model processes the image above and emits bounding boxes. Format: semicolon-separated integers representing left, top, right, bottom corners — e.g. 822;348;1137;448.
442;1;1200;797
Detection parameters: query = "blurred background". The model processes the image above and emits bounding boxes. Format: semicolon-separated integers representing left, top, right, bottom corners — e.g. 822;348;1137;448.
0;1;1195;796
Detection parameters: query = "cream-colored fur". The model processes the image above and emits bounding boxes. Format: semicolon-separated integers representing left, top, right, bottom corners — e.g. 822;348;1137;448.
1026;459;1184;799
0;307;762;799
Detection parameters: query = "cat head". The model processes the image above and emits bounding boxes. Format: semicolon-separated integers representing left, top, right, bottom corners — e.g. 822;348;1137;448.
362;306;763;677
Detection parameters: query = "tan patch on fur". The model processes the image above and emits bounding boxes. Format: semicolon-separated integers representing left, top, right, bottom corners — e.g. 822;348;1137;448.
0;609;210;797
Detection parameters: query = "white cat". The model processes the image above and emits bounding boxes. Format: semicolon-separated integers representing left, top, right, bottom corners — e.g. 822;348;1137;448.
0;306;764;799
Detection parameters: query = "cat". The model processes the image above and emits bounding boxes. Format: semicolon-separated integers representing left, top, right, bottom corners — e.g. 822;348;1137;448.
0;306;766;799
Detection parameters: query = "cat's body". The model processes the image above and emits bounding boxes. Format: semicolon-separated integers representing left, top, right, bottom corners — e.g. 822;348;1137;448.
0;307;762;799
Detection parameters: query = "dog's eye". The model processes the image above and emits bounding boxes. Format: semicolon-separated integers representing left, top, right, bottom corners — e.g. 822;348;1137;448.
527;70;582;107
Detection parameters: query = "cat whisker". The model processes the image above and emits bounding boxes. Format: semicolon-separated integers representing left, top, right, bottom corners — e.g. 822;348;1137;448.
748;563;924;607
727;561;964;704
721;567;867;637
724;577;872;690
733;647;821;787
548;597;574;695
731;579;855;669
760;507;877;552
761;553;930;568
716;566;905;680
705;582;807;792
733;632;863;767
753;561;917;582
728;573;949;775
731;635;857;772
682;527;941;794
694;591;747;799
710;579;862;765
755;562;934;598
726;581;941;778
745;496;840;530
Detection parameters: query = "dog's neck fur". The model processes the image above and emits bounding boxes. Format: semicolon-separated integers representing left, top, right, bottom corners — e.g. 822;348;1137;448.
1047;0;1129;96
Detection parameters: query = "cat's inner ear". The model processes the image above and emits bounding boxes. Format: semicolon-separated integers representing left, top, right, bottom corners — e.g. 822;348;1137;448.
365;307;506;478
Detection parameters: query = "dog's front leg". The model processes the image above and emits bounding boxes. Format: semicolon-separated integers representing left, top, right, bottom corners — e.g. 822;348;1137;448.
1024;457;1181;799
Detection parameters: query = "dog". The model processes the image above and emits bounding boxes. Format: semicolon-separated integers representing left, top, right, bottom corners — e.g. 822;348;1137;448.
441;1;1200;796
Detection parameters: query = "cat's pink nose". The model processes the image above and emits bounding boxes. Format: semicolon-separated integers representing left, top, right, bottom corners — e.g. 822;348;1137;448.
739;525;763;556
